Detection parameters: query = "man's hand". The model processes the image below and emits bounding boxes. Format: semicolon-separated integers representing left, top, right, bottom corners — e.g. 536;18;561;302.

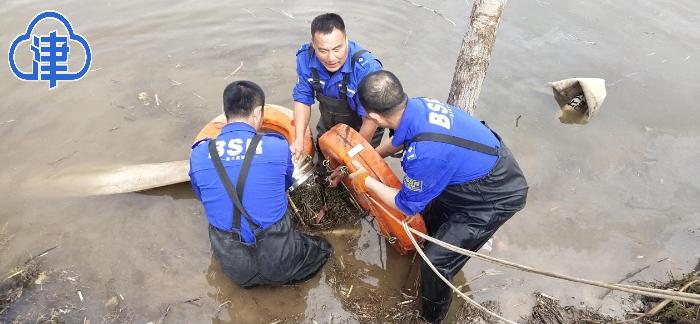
290;138;305;162
348;160;370;193
327;166;345;187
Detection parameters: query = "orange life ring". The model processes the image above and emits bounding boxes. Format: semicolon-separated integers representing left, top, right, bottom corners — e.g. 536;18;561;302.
318;124;428;255
193;104;314;158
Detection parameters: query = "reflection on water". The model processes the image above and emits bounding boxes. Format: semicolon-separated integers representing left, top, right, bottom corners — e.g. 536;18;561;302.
204;217;414;323
1;0;700;322
206;255;310;323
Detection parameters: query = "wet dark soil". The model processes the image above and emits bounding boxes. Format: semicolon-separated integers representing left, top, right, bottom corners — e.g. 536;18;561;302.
288;178;426;322
288;174;367;231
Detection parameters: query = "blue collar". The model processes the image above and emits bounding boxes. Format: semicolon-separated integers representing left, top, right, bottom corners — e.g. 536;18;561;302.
390;98;420;147
308;40;359;75
219;122;256;136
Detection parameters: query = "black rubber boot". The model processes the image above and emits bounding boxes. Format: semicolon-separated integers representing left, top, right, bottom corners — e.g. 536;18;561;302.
420;261;453;324
420;295;451;323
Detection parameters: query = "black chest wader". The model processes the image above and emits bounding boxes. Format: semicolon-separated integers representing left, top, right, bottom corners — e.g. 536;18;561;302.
311;49;385;151
406;124;529;323
310;50;385;210
206;135;331;288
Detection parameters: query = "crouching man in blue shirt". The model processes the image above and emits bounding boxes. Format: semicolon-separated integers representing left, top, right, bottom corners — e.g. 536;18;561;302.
351;71;528;323
189;81;331;288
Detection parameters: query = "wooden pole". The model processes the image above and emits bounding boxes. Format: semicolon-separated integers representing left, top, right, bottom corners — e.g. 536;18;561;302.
447;0;505;115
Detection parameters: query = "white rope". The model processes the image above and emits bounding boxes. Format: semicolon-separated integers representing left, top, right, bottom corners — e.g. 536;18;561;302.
363;195;700;304
407;225;700;303
401;217;518;323
358;193;518;322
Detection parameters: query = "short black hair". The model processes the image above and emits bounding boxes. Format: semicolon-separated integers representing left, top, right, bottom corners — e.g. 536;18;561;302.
358;70;407;115
222;80;265;119
311;13;345;36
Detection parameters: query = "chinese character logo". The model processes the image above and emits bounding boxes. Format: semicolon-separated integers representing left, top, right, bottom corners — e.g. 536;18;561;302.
8;11;92;89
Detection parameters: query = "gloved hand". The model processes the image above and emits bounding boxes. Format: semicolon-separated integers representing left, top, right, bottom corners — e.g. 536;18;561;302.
348;160;369;193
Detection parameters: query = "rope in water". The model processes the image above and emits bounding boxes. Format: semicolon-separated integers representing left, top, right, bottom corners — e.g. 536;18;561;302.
362;194;700;322
399;206;517;323
363;194;516;322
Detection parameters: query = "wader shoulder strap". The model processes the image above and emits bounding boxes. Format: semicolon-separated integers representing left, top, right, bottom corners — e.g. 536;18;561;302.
310;68;322;91
339;49;369;100
412;133;498;156
353;49;382;67
339;73;350;100
351;49;369;66
308;46;326;96
207;135;263;233
235;133;262;227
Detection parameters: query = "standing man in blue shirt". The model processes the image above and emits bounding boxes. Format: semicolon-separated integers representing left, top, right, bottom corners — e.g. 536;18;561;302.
291;13;384;160
351;71;529;323
189;81;331;288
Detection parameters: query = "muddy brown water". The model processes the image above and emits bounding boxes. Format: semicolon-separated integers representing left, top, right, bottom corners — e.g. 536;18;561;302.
1;0;699;322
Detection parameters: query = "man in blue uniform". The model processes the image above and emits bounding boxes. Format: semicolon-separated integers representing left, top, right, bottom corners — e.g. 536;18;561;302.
352;71;528;323
189;80;331;288
291;13;384;160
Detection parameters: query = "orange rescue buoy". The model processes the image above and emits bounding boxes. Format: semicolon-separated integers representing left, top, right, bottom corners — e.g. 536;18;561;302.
193;104;314;158
318;124;428;255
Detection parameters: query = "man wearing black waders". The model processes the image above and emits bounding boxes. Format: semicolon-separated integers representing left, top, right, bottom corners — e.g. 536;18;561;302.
290;13;384;161
351;71;528;323
189;81;331;288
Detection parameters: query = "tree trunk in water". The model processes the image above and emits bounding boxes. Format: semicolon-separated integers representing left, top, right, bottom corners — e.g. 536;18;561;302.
447;0;505;115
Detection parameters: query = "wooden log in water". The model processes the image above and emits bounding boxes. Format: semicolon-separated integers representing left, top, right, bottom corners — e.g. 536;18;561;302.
46;161;190;196
447;0;505;115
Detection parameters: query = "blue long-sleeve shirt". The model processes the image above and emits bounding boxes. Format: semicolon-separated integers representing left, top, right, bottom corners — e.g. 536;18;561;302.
189;122;294;243
391;98;500;215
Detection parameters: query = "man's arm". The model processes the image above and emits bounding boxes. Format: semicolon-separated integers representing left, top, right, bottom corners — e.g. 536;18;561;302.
349;161;403;212
190;179;202;201
355;155;453;216
375;140;403;159
358;117;379;143
365;177;403;213
292;101;311;160
291;48;315;160
188;165;202;201
284;143;295;190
